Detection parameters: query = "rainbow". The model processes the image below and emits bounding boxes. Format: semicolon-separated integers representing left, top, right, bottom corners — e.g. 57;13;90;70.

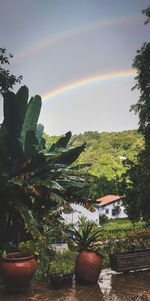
12;15;144;62
42;69;137;101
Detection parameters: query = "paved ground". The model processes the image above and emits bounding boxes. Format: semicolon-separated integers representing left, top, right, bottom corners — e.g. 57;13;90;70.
1;268;150;300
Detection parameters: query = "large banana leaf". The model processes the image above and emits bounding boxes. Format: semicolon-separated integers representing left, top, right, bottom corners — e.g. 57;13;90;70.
0;85;89;249
36;123;44;144
39;137;46;151
3;86;28;139
15;86;28;136
49;131;71;151
19;206;41;240
20;95;42;148
36;124;46;151
2;89;27;162
24;130;39;159
50;192;65;206
48;143;86;166
0;126;9;171
29;180;64;191
3;91;17;136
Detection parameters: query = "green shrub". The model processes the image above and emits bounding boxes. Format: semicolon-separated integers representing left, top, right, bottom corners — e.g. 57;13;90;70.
35;249;77;281
99;214;109;225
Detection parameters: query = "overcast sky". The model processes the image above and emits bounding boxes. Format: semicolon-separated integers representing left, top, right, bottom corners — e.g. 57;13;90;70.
0;0;150;136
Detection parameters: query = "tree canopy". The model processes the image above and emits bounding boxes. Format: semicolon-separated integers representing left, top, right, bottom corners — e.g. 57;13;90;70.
131;42;150;136
0;48;22;95
142;5;150;24
44;129;144;200
121;5;150;223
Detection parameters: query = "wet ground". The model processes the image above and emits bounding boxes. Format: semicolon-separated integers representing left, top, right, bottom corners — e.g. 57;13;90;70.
1;269;150;301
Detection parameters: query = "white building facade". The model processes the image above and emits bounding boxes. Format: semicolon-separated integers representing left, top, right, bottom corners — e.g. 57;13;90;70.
62;203;99;226
95;195;127;219
62;195;127;226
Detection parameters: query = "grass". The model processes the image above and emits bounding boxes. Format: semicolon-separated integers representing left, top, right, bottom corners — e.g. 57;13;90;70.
102;218;145;231
95;218;148;269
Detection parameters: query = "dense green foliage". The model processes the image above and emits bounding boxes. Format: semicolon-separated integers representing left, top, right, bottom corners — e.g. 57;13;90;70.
142;5;150;25
45;130;143;180
0;48;22;94
122;5;150;223
44;130;144;199
0;85;89;252
35;249;77;280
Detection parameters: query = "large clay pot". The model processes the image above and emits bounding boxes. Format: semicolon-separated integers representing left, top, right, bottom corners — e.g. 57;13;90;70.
75;249;102;284
0;252;37;289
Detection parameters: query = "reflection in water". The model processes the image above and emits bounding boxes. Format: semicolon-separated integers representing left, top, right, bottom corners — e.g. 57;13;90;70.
111;269;150;298
98;269;115;295
99;268;150;301
1;269;150;300
69;283;103;301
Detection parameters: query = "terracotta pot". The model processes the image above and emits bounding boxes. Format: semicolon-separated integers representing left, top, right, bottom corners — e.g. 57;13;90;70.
0;252;37;289
75;249;102;284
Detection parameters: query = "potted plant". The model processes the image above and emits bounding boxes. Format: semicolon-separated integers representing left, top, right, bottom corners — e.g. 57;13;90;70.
50;261;75;288
67;224;102;284
48;250;76;288
0;84;92;284
107;229;150;272
0;240;37;290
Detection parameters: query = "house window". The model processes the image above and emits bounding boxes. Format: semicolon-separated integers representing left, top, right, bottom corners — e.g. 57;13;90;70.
105;209;109;214
112;209;117;216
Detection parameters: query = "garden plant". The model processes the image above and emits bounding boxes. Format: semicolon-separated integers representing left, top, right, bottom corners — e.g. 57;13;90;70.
67;223;102;284
0;85;90;260
49;250;77;288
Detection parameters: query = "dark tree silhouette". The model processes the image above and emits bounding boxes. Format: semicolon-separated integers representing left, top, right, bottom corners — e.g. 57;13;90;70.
0;48;22;95
122;5;150;223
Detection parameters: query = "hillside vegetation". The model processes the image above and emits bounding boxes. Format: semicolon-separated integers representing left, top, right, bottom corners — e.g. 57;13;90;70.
44;130;144;198
45;130;144;179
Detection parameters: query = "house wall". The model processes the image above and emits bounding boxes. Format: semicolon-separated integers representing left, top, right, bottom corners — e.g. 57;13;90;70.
62;200;127;226
62;203;99;226
97;200;127;219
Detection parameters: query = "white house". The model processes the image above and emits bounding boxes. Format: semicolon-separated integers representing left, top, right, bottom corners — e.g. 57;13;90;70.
62;203;99;226
95;195;127;219
62;195;127;226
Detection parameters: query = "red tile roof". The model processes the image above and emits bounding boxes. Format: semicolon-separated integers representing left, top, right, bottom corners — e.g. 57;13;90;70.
96;195;121;207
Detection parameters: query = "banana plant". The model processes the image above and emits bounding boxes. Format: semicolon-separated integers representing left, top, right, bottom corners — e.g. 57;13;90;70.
0;86;89;251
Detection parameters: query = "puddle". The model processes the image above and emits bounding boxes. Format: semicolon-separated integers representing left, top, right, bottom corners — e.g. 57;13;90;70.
1;269;150;301
99;268;150;300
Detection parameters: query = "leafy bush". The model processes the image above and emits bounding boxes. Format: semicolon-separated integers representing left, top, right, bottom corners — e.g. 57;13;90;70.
18;240;37;256
35;249;77;280
99;214;108;225
96;226;150;269
104;229;150;254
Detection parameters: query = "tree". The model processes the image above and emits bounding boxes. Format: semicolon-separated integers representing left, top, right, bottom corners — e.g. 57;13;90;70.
130;5;150;137
130;42;150;136
122;6;150;223
142;5;150;24
120;158;142;223
0;48;22;94
87;174;119;200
